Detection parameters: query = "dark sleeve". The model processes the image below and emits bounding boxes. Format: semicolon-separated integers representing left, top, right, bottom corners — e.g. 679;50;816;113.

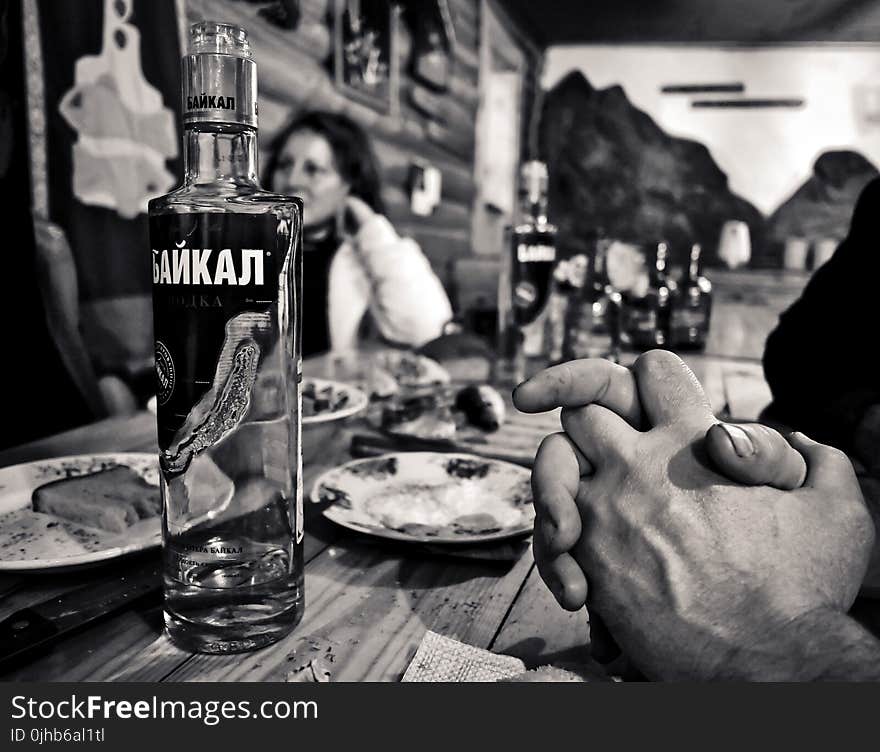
762;177;880;451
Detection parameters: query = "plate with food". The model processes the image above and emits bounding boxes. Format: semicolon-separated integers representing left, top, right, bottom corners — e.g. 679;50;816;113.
0;452;233;571
323;349;451;400
311;452;534;544
302;377;368;425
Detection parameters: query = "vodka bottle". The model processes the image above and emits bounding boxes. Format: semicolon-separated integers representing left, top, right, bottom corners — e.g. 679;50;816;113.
148;22;304;653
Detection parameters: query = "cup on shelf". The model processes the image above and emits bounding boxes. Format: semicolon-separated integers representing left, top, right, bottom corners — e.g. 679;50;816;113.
812;238;838;270
718;221;751;269
783;237;810;270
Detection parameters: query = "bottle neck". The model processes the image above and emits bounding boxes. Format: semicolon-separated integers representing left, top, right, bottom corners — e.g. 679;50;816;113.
688;249;702;281
652;256;667;285
183;125;259;186
519;195;548;225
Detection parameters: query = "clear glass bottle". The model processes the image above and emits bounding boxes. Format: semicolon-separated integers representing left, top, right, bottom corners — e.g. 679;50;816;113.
621;242;673;351
562;236;621;362
495;160;557;385
148;22;304;654
671;243;713;350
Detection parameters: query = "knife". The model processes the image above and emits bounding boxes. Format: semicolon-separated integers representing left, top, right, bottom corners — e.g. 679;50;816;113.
0;557;161;669
350;432;533;467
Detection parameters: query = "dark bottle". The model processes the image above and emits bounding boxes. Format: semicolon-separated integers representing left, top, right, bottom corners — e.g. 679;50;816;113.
562;237;621;362
672;243;713;350
496;161;557;384
148;22;304;654
621;242;673;351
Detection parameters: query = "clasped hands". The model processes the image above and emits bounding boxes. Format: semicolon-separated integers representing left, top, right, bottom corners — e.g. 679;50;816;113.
514;350;875;681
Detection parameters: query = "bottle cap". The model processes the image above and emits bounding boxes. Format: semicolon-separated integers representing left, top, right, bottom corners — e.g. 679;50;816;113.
182;21;257;128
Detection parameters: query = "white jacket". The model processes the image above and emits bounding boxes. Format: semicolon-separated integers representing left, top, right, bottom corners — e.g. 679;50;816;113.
326;214;453;352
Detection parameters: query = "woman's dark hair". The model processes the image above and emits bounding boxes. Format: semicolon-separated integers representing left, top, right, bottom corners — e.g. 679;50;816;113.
265;110;385;215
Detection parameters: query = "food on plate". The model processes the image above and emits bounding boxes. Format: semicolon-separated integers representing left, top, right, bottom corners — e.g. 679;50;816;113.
370;349;450;390
454;384;506;432
302;379;350;418
326;349;450;400
363;479;523;537
314;452;534;543
379;393;457;441
375;383;506;440
32;465;161;534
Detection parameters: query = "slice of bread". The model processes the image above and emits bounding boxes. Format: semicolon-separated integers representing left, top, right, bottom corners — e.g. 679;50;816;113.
32;466;160;534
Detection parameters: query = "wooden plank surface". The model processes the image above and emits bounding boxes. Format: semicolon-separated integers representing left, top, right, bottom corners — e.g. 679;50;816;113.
0;412;157;469
160;535;533;682
491;565;592;669
0;348;791;683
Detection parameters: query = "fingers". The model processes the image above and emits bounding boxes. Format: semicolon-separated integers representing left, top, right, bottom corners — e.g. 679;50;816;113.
631;350;714;430
534;536;589;611
705;422;807;490
786;432;858;490
513;359;643;427
345;195;375;225
532;433;591;555
560;404;637;464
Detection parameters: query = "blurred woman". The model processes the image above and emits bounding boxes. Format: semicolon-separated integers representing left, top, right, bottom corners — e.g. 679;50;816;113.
265;111;452;357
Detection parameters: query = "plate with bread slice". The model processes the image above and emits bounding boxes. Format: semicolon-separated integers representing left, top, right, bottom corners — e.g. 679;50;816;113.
0;452;232;571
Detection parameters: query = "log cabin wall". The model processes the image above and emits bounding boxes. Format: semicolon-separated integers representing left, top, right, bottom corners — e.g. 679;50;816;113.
184;0;495;293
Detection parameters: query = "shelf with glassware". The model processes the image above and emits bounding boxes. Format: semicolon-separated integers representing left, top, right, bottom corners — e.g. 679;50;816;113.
547;238;715;366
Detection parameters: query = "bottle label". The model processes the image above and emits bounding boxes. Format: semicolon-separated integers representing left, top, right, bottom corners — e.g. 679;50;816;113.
149;212;292;462
511;241;556;327
182;53;257;128
671;309;708;330
516;243;555;263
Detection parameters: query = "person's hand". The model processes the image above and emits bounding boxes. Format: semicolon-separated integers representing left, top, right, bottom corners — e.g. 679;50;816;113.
345;195;376;234
515;357;808;613
518;351;874;680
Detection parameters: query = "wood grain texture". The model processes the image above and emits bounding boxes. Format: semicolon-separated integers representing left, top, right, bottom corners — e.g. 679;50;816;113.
385;192;472;233
1;606;164;682
0;412;157;469
491;564;593;669
161;535;534;682
184;0;483;273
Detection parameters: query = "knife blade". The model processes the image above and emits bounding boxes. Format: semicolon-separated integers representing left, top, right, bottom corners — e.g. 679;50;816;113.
0;557;161;668
350;432;533;467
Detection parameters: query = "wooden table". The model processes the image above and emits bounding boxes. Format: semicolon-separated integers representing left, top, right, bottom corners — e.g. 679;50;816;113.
0;352;872;682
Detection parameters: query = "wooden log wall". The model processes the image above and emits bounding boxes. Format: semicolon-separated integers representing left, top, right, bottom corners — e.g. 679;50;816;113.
185;0;485;282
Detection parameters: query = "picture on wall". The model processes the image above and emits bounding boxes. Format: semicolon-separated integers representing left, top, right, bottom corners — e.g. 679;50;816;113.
333;0;398;113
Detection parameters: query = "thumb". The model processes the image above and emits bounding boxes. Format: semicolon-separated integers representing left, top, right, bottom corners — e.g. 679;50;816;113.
705;422;807;490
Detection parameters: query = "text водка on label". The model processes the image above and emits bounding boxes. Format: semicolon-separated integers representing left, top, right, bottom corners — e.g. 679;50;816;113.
152;243;266;286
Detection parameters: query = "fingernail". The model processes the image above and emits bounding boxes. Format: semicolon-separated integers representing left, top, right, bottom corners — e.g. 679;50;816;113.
719;423;756;457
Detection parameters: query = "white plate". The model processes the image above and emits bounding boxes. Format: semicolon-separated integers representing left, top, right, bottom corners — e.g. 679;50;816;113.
0;452;235;572
302;377;368;425
311;452;534;544
0;453;162;572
